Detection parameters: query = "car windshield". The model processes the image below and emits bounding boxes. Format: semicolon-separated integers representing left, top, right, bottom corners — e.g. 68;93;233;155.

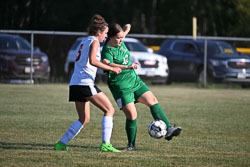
124;41;148;52
0;36;31;50
198;41;238;55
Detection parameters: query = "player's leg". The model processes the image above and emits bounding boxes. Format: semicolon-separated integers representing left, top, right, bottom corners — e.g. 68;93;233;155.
115;93;137;151
87;92;114;144
86;92;120;152
136;87;182;141
54;101;89;150
137;91;171;127
121;102;137;151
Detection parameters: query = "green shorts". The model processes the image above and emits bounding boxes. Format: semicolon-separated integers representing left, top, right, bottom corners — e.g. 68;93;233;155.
115;84;150;109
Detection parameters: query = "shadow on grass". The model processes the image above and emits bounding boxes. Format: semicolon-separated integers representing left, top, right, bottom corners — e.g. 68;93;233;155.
0;141;98;151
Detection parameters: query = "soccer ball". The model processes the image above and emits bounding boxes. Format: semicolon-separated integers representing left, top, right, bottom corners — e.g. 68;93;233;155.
148;120;167;139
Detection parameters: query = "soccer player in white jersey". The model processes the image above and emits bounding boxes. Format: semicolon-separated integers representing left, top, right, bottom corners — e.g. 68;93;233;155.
54;14;122;152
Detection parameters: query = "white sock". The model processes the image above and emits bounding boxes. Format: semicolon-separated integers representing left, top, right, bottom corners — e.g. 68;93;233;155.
60;120;83;144
102;116;113;143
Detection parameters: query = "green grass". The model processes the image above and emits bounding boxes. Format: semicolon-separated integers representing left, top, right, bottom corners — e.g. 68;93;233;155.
0;83;250;167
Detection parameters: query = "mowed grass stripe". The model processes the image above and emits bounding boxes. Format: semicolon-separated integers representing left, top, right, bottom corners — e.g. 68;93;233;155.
0;83;250;167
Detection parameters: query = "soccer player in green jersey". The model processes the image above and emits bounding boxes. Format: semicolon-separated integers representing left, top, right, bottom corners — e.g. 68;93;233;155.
101;23;182;150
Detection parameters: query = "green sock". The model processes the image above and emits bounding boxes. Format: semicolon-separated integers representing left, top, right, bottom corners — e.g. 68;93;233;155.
125;119;137;147
150;103;171;127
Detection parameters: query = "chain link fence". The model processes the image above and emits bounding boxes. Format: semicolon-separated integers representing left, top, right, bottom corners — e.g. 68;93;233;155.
1;30;250;87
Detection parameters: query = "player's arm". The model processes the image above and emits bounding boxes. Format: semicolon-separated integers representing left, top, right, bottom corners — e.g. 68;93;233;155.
123;24;131;38
89;40;121;74
103;58;139;70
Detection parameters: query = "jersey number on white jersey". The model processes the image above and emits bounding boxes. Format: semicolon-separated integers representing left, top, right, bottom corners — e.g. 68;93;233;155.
75;43;84;62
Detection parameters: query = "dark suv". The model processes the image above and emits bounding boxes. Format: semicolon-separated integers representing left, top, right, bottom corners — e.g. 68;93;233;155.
0;34;50;82
158;39;250;86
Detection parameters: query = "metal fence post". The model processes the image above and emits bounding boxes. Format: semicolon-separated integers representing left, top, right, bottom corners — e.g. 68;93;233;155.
203;38;208;88
30;33;34;84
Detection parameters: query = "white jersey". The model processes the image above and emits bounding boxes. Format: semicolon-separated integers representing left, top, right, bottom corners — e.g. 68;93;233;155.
70;36;100;86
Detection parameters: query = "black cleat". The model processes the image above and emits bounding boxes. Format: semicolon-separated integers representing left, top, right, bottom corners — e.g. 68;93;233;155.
165;126;182;141
124;143;135;151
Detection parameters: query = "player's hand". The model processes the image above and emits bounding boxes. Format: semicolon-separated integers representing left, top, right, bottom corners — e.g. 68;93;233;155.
103;59;110;65
123;24;131;37
123;24;131;31
128;62;140;69
112;67;122;74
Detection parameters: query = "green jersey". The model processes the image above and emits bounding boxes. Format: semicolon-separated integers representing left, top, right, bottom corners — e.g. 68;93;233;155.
101;41;145;99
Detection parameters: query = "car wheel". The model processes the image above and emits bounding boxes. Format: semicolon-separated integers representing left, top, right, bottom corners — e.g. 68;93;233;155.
241;84;250;88
166;77;172;85
151;77;168;85
34;78;49;83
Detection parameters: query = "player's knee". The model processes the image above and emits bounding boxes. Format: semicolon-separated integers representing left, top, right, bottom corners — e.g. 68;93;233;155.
104;106;115;116
147;97;158;106
130;114;137;120
79;117;90;126
123;110;137;120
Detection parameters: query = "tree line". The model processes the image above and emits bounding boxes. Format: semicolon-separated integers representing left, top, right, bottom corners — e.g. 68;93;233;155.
1;0;250;81
1;0;250;37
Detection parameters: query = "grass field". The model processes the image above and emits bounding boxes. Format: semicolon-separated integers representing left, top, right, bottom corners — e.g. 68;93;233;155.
0;83;250;167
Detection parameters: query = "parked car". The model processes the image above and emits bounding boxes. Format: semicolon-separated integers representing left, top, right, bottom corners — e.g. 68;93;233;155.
64;37;85;78
0;34;50;82
65;37;169;84
158;39;250;87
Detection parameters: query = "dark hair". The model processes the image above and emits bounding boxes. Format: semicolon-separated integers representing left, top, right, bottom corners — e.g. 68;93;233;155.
87;14;108;35
107;23;123;38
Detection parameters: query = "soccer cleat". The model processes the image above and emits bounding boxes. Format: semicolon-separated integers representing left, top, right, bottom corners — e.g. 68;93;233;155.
165;126;182;141
54;141;68;151
100;142;121;152
124;143;135;151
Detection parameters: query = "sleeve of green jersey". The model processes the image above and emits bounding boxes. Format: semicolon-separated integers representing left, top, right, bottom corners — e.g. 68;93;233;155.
101;48;113;64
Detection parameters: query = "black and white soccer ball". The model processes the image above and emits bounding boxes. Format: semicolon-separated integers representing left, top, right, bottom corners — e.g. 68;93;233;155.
148;120;167;139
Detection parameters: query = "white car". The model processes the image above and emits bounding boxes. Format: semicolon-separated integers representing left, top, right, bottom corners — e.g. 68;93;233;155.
64;37;169;84
123;38;168;84
64;37;85;77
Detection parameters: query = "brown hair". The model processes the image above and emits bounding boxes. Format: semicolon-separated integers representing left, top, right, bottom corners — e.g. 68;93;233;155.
87;14;108;35
107;23;123;38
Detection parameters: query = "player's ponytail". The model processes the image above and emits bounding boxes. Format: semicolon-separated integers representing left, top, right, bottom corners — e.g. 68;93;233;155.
92;14;105;24
88;14;108;35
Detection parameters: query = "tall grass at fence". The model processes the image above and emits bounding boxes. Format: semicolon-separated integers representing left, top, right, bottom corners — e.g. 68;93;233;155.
0;84;250;167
